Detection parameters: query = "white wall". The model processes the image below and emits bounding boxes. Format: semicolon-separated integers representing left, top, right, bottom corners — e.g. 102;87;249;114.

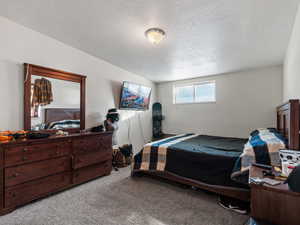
158;66;282;138
284;3;300;101
0;16;156;152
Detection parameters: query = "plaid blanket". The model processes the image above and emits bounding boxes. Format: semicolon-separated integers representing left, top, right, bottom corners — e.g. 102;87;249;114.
132;134;198;171
231;129;286;183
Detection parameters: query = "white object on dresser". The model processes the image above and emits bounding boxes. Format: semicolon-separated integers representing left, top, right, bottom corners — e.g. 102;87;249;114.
279;150;300;177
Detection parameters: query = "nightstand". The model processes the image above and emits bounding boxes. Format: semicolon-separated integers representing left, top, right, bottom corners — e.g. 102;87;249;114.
249;166;300;225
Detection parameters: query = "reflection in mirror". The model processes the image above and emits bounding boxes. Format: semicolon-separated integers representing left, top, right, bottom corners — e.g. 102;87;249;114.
31;75;81;131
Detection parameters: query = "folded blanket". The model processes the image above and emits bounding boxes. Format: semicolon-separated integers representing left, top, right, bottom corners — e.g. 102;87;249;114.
231;129;286;183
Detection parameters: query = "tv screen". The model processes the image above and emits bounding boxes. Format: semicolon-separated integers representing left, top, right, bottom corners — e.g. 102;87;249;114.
119;81;152;110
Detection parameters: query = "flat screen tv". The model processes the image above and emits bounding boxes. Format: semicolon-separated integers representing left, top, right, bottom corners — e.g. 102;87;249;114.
119;81;152;110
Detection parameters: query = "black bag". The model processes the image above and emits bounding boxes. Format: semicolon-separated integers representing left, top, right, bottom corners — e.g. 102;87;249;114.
91;125;104;133
285;165;300;193
27;132;50;139
113;144;133;168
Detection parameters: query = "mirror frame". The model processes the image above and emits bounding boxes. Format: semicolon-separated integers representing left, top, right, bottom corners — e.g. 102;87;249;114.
24;63;86;132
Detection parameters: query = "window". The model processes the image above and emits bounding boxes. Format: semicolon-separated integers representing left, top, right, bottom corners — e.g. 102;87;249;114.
174;81;216;104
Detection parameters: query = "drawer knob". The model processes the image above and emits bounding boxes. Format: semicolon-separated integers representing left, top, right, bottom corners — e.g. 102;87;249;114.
12;173;19;178
23;148;28;152
22;156;28;161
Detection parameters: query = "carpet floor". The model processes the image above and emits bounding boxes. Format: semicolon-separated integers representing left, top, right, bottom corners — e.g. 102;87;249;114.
0;167;248;225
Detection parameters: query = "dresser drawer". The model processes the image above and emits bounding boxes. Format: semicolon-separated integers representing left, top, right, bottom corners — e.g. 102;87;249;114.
73;136;100;154
5;157;71;187
73;135;112;154
100;133;112;147
5;141;71;167
73;160;111;184
73;150;112;169
5;172;71;208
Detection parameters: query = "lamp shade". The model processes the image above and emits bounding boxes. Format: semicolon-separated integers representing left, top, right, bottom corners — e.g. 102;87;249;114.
145;28;166;44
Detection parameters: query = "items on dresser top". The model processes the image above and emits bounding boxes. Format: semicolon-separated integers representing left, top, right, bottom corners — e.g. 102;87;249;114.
90;125;104;133
26;132;51;139
249;163;287;184
55;130;69;136
0;131;51;141
0;131;28;142
0;132;113;215
279;149;300;162
249;177;281;186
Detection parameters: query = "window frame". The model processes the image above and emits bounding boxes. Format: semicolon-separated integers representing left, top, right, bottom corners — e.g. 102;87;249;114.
173;80;216;104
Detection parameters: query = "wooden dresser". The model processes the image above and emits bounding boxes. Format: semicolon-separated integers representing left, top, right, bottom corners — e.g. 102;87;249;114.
0;132;112;215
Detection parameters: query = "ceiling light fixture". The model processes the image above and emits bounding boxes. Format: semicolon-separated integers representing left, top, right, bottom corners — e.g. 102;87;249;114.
145;28;166;45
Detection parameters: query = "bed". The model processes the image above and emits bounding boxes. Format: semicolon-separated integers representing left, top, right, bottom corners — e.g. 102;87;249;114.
44;108;80;130
32;108;81;130
132;100;300;201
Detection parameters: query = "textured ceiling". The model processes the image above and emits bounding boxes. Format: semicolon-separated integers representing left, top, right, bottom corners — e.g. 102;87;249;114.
0;0;299;82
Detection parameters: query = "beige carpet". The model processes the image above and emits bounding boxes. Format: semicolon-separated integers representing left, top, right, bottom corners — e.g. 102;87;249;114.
0;167;248;225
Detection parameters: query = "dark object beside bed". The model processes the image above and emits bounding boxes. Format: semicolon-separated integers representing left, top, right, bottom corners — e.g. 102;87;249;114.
132;100;300;201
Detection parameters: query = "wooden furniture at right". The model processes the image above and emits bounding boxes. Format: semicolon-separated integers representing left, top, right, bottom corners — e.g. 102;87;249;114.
277;99;300;150
250;166;300;225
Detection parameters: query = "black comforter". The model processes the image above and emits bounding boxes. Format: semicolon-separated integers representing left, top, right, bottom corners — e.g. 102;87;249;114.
133;134;248;189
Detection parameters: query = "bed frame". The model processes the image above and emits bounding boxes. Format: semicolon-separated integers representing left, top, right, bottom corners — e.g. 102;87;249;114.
44;108;80;124
132;100;300;202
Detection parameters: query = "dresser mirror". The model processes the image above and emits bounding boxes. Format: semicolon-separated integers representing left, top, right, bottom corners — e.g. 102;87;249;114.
24;64;86;132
